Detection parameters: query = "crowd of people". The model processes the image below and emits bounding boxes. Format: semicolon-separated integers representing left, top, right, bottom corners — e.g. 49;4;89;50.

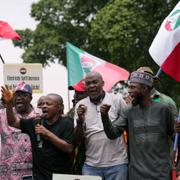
0;66;180;180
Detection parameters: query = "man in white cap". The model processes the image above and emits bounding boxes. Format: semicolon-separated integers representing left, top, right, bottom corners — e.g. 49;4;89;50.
101;71;174;180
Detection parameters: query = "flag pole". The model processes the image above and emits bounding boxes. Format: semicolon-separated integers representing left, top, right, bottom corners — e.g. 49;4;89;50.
0;54;5;64
173;110;180;153
67;88;71;111
155;68;162;78
172;110;180;180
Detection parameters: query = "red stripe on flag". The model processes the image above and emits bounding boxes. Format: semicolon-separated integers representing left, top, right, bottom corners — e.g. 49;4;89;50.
94;62;129;91
161;42;180;82
0;21;21;40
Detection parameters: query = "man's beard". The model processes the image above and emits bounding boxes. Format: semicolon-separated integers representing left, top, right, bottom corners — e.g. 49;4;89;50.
132;94;143;106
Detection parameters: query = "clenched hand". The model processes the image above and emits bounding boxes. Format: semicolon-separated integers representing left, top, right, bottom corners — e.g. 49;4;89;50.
100;104;111;116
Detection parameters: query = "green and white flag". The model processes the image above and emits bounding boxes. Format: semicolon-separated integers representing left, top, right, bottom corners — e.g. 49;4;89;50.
66;42;129;91
149;2;180;82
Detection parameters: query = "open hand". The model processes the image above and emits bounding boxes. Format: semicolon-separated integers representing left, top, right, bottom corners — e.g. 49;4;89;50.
1;85;14;104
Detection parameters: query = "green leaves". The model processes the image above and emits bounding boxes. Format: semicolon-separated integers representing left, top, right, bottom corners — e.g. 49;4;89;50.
89;0;179;106
13;0;180;106
13;0;110;66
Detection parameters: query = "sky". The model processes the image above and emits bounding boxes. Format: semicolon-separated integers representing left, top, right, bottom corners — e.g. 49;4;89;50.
0;0;73;112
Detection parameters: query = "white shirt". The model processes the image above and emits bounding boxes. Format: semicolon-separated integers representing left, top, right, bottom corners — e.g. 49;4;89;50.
74;93;128;167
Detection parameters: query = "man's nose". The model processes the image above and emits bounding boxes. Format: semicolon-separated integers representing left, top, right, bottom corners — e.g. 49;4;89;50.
128;88;132;93
89;83;95;88
128;88;133;95
41;103;47;108
15;95;23;99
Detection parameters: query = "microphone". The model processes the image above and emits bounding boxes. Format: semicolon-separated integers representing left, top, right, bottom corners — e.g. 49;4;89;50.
35;114;44;148
36;134;41;143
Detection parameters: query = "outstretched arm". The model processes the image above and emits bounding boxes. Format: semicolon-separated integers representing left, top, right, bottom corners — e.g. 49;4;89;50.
1;85;20;129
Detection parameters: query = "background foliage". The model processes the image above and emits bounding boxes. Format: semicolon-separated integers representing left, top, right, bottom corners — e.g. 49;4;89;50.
13;0;180;106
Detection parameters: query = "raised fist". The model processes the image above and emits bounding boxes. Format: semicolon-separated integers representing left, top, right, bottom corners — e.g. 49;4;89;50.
100;104;111;116
77;104;87;124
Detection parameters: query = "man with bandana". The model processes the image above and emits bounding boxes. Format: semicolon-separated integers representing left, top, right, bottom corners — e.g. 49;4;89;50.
1;86;74;180
0;82;41;180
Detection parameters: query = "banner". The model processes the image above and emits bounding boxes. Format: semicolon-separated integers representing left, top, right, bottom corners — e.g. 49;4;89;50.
3;63;43;93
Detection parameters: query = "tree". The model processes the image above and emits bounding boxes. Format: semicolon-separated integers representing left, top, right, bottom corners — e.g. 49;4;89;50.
13;0;110;66
89;0;180;106
90;0;177;70
14;0;180;106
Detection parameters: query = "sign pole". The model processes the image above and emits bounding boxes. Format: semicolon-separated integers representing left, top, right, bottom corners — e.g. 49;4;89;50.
0;54;5;64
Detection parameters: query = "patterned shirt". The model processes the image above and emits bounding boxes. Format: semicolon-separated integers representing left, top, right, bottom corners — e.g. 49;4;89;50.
0;107;41;180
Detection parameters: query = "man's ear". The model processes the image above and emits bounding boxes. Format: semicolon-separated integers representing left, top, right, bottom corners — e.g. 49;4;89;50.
153;76;159;87
58;103;64;114
142;85;148;92
29;95;33;102
102;80;105;87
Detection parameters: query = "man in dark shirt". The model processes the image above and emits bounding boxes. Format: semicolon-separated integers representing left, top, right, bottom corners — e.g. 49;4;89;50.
1;86;74;180
100;71;174;180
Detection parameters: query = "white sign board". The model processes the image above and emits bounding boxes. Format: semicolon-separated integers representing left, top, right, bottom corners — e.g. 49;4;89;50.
3;63;43;93
53;174;101;180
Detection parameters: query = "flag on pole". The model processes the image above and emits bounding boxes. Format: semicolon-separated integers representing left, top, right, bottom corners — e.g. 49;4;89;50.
149;2;180;82
66;42;129;91
0;21;21;40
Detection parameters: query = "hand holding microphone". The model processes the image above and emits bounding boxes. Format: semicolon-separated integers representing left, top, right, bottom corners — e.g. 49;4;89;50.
35;114;46;148
35;124;49;137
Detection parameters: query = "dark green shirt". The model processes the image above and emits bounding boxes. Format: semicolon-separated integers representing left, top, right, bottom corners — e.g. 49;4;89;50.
102;101;174;180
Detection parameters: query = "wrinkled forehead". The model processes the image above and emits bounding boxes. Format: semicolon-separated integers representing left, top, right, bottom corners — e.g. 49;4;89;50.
85;73;103;83
128;82;142;88
45;94;63;104
14;91;31;97
43;96;53;102
37;96;45;104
